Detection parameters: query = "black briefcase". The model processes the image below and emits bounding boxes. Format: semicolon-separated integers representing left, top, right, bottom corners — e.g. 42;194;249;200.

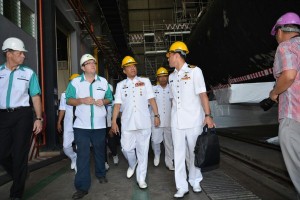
194;125;220;171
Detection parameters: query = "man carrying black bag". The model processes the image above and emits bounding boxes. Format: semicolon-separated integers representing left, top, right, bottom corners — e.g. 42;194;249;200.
167;41;215;198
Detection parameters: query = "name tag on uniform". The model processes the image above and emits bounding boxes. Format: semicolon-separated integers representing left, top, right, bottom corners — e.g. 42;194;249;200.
135;82;145;87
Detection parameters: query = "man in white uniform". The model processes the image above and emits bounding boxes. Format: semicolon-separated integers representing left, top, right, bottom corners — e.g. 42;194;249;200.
111;56;160;189
167;41;215;198
151;67;174;171
57;73;80;172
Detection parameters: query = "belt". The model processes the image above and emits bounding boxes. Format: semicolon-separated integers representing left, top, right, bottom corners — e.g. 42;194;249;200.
0;106;30;112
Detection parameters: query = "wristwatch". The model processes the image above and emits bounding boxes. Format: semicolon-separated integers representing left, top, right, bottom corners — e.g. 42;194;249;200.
154;114;160;118
36;117;44;122
205;113;213;118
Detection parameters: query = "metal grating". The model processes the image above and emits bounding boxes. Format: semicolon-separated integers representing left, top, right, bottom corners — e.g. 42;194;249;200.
202;169;261;200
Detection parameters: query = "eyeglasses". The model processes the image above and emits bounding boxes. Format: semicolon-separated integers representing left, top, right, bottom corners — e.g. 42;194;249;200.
83;61;97;66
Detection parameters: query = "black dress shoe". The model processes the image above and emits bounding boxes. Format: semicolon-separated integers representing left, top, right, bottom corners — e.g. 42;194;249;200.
98;176;108;183
72;190;88;199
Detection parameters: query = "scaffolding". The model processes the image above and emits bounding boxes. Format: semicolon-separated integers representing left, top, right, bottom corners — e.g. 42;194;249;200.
129;0;208;82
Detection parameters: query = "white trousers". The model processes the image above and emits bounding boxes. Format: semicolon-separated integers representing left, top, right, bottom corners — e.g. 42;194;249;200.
172;126;203;191
63;119;76;162
121;129;151;183
151;127;174;167
279;118;300;195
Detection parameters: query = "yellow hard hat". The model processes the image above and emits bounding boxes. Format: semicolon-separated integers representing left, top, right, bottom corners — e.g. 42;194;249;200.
121;56;137;68
156;67;168;77
166;41;189;58
69;73;80;81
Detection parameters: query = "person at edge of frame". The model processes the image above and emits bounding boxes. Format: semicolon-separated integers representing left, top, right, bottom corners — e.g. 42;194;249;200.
0;37;43;200
269;12;300;199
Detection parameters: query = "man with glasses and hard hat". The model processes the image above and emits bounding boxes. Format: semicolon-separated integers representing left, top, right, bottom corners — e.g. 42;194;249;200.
0;37;43;200
57;73;80;173
166;41;215;198
111;56;160;189
150;67;174;171
65;54;113;199
269;12;300;198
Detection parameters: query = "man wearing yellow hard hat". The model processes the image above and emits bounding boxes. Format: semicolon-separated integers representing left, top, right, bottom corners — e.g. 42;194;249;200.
111;56;160;189
150;67;174;171
57;73;80;173
167;41;215;198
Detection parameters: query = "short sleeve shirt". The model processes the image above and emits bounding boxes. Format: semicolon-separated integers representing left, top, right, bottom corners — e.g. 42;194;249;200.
59;92;74;119
169;63;207;129
150;84;171;127
65;74;113;129
273;36;300;123
114;76;154;131
0;64;41;109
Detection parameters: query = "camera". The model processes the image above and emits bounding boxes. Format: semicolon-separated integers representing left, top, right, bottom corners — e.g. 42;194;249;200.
260;97;276;111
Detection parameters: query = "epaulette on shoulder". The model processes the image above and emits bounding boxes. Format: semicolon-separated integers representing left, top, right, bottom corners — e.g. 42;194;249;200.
188;65;196;68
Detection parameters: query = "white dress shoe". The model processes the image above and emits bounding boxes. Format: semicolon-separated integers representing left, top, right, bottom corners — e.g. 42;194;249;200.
71;160;76;170
192;185;202;193
137;181;148;189
167;165;175;171
174;189;189;198
105;162;110;171
113;155;119;165
126;162;137;178
154;156;160;166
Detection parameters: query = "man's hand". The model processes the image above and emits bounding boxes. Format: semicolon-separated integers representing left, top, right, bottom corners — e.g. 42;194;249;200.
33;119;43;135
269;89;279;103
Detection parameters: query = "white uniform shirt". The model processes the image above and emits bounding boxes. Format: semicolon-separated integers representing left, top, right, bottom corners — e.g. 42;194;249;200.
0;64;41;109
59;92;74;120
106;101;113;127
114;76;155;131
151;84;171;127
169;63;206;129
65;74;113;129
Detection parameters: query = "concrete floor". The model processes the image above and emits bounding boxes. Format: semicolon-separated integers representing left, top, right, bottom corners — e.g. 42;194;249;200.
0;149;210;200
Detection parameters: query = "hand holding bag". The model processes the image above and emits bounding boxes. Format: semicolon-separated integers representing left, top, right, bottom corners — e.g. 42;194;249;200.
194;125;220;171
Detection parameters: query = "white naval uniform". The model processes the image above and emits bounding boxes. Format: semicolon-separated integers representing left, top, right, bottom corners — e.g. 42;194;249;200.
169;63;206;191
59;92;77;163
150;84;174;167
114;76;154;183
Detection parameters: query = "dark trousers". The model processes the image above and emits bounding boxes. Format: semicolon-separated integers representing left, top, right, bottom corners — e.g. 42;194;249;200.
74;128;106;192
0;107;33;198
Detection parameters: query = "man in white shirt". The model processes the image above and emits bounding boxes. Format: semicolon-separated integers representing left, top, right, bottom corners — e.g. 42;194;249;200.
0;37;43;200
66;54;113;199
151;67;174;171
167;41;215;198
57;73;80;173
111;56;160;189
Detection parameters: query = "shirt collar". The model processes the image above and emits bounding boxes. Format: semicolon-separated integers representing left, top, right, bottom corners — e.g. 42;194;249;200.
174;63;188;75
126;76;139;83
1;64;24;71
80;73;100;82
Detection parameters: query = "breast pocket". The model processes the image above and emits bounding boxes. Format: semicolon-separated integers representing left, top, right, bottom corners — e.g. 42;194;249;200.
94;88;106;99
14;78;29;93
